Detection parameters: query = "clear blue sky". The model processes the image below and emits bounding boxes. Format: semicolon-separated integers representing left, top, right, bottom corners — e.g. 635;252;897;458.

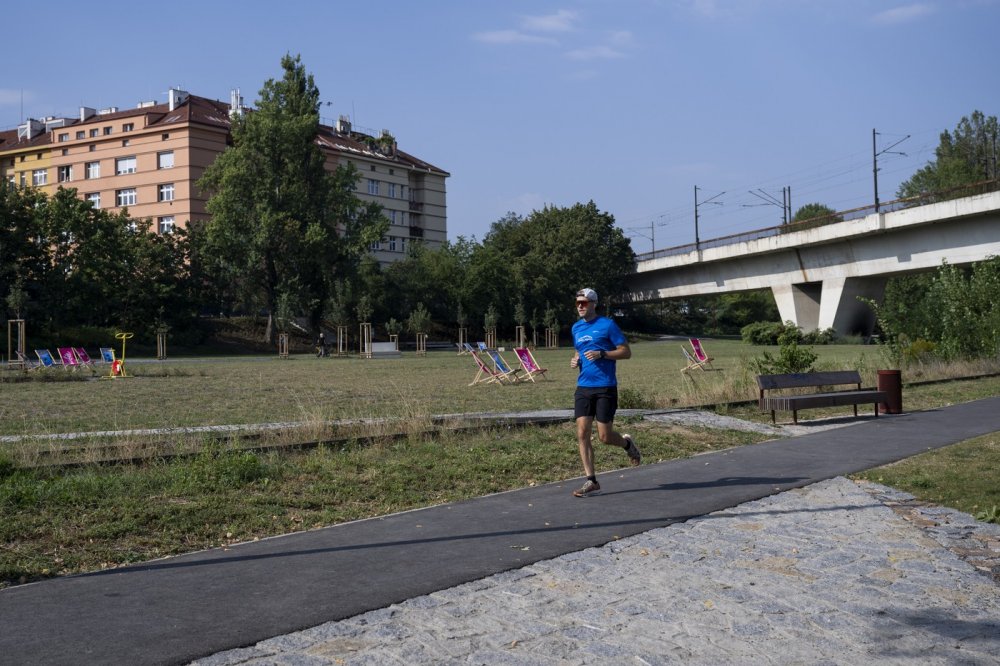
5;1;998;253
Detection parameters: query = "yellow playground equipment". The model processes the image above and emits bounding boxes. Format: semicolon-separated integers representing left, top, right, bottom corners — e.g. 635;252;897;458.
106;332;134;379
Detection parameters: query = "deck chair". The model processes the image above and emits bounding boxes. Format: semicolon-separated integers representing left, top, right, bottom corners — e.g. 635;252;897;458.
681;346;702;373
477;341;488;352
486;348;522;383
57;347;81;370
469;350;505;386
35;349;57;368
15;350;39;370
689;338;715;370
100;347;116;364
73;347;96;367
514;347;549;382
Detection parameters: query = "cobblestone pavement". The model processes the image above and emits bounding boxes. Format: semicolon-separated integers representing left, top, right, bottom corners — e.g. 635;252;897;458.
193;477;1000;665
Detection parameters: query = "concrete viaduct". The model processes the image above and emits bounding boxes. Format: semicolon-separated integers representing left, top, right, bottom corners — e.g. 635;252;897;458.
627;190;1000;335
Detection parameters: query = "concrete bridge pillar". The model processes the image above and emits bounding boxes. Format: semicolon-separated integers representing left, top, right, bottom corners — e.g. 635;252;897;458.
771;282;821;332
772;277;886;336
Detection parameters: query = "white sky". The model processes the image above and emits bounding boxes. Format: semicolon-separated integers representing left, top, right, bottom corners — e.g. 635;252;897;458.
4;0;998;253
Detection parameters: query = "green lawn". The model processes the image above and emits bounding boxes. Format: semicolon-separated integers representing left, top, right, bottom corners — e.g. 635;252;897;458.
0;338;920;436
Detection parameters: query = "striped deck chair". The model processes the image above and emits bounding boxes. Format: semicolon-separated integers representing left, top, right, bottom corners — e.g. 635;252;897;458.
35;349;57;368
486;348;522;383
514;347;549;382
469;350;505;386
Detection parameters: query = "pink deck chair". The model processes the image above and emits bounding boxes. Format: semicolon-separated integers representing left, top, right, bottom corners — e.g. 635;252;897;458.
514;347;549;382
73;347;96;366
57;347;81;370
689;338;715;370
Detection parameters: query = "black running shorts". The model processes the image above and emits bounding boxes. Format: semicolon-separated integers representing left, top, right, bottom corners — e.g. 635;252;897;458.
574;386;618;423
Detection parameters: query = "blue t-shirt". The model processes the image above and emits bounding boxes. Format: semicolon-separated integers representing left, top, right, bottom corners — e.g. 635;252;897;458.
573;315;627;387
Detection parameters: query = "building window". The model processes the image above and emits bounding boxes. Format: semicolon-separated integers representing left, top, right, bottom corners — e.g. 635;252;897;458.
58;133;69;142
86;192;101;208
123;123;134;132
389;236;398;252
103;126;112;135
158;216;175;234
161;133;169;140
116;188;137;206
369;239;381;251
32;169;47;186
157;151;174;169
115;156;137;175
158;183;175;202
76;131;85;140
388;210;397;224
367;179;379;195
89;145;96;152
86;161;100;179
61;149;69;156
387;183;396;198
90;128;99;138
370;165;376;171
19;172;26;187
58;166;73;182
122;139;130;147
389;168;394;175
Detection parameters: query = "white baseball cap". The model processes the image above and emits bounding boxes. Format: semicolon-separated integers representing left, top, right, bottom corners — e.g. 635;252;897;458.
575;288;598;303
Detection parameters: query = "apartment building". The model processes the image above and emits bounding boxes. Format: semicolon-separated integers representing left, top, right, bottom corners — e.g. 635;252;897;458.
0;88;448;264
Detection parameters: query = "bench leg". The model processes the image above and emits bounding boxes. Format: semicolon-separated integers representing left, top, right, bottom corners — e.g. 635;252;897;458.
853;405;858;418
874;403;878;417
770;410;775;424
792;410;798;424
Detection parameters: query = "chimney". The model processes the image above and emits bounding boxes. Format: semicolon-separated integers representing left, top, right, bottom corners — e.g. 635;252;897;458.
79;106;96;121
168;88;189;111
228;88;244;118
336;115;352;134
17;118;44;140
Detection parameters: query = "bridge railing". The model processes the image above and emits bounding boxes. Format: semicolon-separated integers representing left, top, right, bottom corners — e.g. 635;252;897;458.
635;179;1000;262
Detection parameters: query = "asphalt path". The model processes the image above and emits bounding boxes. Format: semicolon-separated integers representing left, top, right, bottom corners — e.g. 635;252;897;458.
2;397;998;665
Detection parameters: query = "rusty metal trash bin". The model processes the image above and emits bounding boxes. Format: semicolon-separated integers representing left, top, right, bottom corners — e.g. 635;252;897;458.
877;369;902;414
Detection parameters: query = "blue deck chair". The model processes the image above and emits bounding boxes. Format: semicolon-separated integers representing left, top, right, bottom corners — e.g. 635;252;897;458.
486;348;522;383
35;349;57;368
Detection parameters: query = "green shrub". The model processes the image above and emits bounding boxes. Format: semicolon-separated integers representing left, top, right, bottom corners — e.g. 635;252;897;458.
741;321;785;345
748;344;818;375
618;387;654;410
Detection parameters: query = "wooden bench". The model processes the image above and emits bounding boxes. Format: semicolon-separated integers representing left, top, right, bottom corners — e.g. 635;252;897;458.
756;370;888;424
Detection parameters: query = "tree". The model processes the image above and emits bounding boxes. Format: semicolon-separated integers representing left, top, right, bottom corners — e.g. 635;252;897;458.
897;111;999;201
197;54;385;338
474;202;635;328
791;203;839;223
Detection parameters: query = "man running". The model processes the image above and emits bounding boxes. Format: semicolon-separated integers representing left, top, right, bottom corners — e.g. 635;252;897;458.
569;287;641;497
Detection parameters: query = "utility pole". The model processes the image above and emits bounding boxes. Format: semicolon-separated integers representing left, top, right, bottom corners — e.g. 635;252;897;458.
694;186;724;249
745;187;791;225
873;128;910;213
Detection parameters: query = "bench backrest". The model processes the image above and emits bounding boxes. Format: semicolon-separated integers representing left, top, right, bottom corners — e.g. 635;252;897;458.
756;370;862;390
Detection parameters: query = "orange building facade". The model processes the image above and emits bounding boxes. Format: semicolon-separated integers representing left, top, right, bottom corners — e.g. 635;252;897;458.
0;89;448;264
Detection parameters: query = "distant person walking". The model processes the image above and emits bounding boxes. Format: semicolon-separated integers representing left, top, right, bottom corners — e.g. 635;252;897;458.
316;332;327;357
569;288;641;497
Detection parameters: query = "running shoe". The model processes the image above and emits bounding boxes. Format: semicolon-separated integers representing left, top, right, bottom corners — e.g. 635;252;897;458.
623;434;641;466
573;479;601;497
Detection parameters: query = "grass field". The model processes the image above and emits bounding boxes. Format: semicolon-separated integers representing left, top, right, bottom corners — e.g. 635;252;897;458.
2;338;998;588
5;337;990;437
